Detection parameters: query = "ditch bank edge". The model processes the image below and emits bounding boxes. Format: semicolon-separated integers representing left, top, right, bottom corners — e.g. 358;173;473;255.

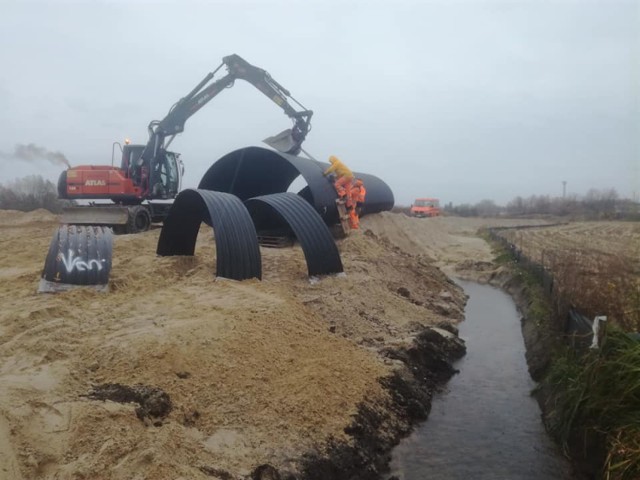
243;326;466;480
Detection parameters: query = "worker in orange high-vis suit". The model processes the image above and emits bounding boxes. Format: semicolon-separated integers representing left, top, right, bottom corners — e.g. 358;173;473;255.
354;178;366;214
347;179;366;230
323;155;354;200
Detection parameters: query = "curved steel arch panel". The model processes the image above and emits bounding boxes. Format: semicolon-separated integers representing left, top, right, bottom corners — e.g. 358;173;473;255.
198;146;394;224
40;225;113;292
157;189;261;280
245;192;343;276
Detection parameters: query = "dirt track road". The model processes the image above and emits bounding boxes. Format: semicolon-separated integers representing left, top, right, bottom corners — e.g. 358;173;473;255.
0;210;547;479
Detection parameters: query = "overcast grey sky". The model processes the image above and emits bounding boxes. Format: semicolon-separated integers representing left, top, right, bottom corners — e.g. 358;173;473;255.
0;0;638;205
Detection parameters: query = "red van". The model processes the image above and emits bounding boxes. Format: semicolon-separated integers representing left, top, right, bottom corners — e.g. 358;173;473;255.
410;198;441;217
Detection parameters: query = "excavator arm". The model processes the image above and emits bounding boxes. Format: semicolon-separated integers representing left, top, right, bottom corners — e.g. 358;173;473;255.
143;54;313;162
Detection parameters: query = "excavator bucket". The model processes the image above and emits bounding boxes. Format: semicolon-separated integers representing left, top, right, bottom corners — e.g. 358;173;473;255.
61;206;129;227
262;129;299;154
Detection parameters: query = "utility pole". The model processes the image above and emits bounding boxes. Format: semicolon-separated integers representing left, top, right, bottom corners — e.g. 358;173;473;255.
562;181;567;199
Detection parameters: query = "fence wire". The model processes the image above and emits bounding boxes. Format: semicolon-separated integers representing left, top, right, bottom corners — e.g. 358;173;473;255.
487;226;596;348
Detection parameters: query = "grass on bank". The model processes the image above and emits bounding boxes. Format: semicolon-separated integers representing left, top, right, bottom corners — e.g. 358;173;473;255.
542;329;640;480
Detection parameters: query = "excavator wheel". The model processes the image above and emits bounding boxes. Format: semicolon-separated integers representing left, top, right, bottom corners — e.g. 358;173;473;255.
126;205;151;234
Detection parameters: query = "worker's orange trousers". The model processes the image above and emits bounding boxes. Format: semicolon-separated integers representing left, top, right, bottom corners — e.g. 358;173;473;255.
348;207;359;230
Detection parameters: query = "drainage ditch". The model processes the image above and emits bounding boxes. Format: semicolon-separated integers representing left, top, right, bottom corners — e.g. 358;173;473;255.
389;281;575;480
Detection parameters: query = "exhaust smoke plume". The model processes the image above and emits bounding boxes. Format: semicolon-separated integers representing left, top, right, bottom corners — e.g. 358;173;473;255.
0;143;71;168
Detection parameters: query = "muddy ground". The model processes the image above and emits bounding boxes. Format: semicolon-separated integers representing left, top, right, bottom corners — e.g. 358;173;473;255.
0;210;547;479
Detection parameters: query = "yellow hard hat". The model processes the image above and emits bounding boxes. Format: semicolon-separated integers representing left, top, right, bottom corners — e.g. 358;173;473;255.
329;155;339;164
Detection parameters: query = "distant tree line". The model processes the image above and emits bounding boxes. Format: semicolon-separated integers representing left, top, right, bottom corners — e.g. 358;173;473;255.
443;188;639;219
0;175;70;213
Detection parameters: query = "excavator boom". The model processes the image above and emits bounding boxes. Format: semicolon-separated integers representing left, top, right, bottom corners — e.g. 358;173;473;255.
143;54;312;163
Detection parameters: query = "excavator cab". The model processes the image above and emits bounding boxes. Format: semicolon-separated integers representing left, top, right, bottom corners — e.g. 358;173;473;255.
121;144;143;184
121;144;182;199
150;150;181;199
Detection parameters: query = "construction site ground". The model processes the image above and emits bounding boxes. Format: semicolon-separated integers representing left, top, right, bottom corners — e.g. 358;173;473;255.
0;210;552;479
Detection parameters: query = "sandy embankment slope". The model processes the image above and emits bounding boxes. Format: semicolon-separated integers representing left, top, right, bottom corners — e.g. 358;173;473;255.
0;210;534;479
361;213;550;274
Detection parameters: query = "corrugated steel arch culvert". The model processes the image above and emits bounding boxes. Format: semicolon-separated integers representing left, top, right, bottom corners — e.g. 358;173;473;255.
157;189;261;280
39;225;113;292
198;146;394;225
245;192;344;277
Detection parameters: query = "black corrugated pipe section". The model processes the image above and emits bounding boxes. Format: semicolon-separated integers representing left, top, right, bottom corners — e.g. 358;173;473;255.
198;146;394;225
41;225;113;286
157;189;261;281
245;193;344;277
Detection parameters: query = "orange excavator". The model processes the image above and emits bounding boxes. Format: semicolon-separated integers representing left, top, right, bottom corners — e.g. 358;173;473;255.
58;54;313;233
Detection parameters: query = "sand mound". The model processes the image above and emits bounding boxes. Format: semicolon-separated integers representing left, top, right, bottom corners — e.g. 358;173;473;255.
0;208;58;226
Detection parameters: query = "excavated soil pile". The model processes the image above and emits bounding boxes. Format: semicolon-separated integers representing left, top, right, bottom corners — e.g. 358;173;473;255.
0;210;537;479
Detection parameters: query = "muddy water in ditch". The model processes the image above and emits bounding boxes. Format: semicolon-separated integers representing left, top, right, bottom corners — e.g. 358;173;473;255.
389;281;574;480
